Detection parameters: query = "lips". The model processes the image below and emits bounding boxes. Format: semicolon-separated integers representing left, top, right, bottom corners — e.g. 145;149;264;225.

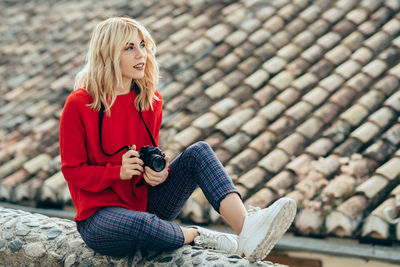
134;63;145;70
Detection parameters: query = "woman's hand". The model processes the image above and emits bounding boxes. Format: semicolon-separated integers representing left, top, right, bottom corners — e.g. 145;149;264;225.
120;145;144;180
143;155;170;186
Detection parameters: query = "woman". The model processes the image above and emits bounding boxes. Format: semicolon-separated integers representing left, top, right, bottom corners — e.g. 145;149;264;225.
59;16;296;262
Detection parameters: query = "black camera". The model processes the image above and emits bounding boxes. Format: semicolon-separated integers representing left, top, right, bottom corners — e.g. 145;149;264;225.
138;146;166;172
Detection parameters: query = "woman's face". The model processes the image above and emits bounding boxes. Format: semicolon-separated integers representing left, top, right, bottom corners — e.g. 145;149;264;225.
120;31;147;82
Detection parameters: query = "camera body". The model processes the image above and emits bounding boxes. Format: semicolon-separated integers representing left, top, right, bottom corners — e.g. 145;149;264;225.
138;146;166;172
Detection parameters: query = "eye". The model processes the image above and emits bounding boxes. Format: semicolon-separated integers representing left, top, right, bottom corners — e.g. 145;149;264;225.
125;46;133;51
140;41;146;48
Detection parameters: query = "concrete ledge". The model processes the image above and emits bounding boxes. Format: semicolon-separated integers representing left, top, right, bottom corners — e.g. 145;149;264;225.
0;206;285;267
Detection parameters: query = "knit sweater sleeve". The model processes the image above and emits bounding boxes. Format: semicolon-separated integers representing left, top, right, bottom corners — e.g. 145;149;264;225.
59;91;121;192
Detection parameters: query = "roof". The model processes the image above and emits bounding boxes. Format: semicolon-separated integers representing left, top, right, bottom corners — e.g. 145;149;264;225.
1;0;400;246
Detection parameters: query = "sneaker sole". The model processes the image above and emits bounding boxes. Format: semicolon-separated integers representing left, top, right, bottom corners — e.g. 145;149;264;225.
247;198;296;262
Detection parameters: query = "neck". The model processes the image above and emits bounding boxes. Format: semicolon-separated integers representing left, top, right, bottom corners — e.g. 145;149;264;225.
116;79;132;95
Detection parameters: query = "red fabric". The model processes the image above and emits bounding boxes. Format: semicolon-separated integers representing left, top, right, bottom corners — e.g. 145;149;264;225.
59;88;163;221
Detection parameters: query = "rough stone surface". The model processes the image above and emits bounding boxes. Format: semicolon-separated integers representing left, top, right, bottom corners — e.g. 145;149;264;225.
0;206;283;267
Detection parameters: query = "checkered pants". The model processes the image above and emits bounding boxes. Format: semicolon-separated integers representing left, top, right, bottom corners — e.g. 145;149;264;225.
76;141;240;256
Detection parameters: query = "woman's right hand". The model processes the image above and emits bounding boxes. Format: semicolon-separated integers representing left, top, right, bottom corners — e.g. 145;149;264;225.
120;145;144;180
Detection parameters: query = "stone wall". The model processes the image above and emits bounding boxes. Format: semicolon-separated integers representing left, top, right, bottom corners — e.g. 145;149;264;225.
0;206;285;267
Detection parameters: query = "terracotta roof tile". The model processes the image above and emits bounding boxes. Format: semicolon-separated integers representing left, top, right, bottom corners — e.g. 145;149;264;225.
225;7;248;26
351;47;374;65
286;18;308;36
369;107;396;128
346;8;369;25
340;104;369;127
253;42;277;61
269;71;294;91
299;5;321;23
305;138;335;157
192;112;220;131
291;73;318;91
345;72;373;93
225;30;248;47
325;45;352;66
384;90;400;112
258;100;286;122
258;149;290;174
239;18;262;33
363;59;388;79
275;87;301;106
248;131;277;155
285;101;313;121
343;31;365;51
362;198;394;239
375;156;400;181
241;116;267;137
215;108;255;136
210;98;238;117
269;116;296;137
297;117;325;139
269;31;291;49
262;56;287;74
238;167;268;190
334;138;363;156
255;5;276;21
263;15;285;33
356;174;389;201
329;87;356;109
221;132;251;154
173;127;202;148
277;43;302;61
245;187;276;209
266;170;294;196
286;58;310;76
382;17;400;36
23;154;51;175
238;57;262;75
277;132;306;156
229;148;260;172
244;69;269;89
205;81;230;100
382;124;400;145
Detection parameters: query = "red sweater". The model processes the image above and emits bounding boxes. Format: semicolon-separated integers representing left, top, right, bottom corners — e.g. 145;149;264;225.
59;88;163;221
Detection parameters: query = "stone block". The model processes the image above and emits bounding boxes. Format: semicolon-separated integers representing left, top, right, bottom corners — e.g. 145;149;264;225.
258;149;289;174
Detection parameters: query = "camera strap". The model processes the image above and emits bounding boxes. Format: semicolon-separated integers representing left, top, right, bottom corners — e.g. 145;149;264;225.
98;82;157;157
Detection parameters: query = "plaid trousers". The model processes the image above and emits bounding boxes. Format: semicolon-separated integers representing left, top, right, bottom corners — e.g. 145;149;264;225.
76;141;240;256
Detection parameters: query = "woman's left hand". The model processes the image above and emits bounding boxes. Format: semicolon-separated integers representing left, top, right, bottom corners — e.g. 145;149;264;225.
143;155;170;186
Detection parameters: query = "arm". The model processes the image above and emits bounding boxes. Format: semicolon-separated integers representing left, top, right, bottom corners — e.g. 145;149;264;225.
59;93;121;192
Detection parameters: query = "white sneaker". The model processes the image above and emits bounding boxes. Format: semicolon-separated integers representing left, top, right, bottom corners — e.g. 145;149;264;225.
190;226;238;254
237;197;297;262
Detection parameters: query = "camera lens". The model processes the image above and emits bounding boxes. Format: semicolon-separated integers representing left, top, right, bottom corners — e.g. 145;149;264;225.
150;155;166;172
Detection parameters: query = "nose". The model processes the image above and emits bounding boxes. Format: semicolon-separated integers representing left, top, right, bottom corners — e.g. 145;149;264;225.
135;46;146;59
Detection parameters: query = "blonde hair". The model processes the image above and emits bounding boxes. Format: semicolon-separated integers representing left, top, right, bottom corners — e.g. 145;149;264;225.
74;17;159;115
